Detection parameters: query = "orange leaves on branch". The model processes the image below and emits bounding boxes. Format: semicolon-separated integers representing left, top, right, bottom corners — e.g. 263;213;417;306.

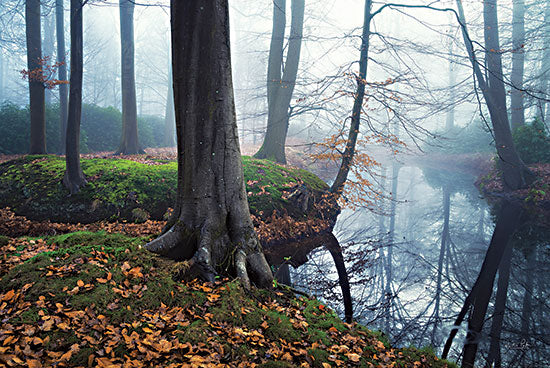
310;132;405;210
20;56;69;90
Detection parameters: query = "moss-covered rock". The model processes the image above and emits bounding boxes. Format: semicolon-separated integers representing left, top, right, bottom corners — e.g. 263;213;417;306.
0;155;333;224
0;231;456;368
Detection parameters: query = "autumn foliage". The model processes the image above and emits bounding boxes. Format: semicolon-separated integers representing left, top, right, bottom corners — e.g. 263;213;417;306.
311;132;405;210
0;230;455;367
20;56;69;90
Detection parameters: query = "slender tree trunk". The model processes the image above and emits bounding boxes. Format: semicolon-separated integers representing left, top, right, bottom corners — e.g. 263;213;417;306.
442;201;523;361
43;9;55;106
325;233;353;323
510;0;525;131
432;186;450;346
63;0;86;194
384;159;399;334
26;0;46;154
446;24;456;132
485;240;513;368
164;64;175;147
455;0;534;191
513;246;535;366
146;0;272;290
537;0;550;124
116;0;143;155
254;0;304;164
0;46;4;103
331;0;372;195
56;0;68;154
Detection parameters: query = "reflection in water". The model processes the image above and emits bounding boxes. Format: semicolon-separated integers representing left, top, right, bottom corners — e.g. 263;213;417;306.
290;165;550;368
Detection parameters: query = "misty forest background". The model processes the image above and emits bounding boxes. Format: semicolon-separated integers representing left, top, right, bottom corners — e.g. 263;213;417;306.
0;0;550;367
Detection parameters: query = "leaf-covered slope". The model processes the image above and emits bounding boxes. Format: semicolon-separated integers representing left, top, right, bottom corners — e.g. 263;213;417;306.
0;155;331;224
0;231;456;368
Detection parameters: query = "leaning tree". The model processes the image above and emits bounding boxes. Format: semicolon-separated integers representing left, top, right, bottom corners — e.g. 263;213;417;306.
145;0;273;289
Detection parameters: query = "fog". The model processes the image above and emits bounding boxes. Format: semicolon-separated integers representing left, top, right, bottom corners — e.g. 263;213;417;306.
1;0;549;367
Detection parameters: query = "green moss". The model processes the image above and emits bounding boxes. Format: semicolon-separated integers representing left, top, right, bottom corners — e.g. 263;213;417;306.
0;155;330;224
0;235;9;247
0;231;180;325
307;348;330;367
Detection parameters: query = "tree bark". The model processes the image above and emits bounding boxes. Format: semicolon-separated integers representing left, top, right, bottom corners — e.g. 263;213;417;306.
116;0;143;155
324;233;353;323
510;0;525;131
146;0;273;290
455;0;534;191
26;0;46;154
56;0;68;154
254;0;304;164
164;63;175;147
63;0;87;194
331;0;372;195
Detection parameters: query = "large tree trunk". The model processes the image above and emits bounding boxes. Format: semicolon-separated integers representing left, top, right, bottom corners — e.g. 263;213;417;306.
510;0;525;131
146;0;273;290
331;0;372;195
164;64;175;147
56;0;68;155
63;0;86;194
116;0;143;155
254;0;304;164
455;0;533;191
26;0;46;154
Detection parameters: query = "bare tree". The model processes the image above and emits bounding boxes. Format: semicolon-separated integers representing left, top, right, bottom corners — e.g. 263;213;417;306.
26;0;46;154
56;0;68;154
254;0;304;164
116;0;143;155
63;0;86;194
510;0;526;130
456;0;534;190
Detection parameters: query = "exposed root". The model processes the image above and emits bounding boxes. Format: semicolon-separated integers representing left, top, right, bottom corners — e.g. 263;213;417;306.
144;226;192;260
146;222;273;289
62;172;87;195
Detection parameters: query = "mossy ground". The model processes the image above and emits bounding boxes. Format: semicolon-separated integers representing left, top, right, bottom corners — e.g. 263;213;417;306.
0;155;329;224
0;231;456;367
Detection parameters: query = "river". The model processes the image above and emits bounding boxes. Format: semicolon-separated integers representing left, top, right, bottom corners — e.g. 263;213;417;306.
291;163;550;368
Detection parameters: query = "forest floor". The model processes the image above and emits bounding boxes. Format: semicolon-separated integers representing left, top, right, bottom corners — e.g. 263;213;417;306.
0;152;458;367
0;222;458;368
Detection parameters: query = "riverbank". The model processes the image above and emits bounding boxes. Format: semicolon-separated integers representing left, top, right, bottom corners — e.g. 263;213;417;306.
476;163;550;222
